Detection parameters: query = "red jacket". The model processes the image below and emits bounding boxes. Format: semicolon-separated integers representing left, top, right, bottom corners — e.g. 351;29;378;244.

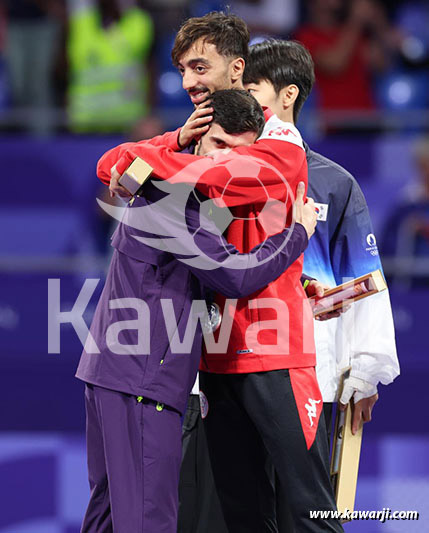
97;110;316;373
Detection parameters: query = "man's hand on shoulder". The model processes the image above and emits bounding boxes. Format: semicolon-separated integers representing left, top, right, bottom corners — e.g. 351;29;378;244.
178;102;213;148
293;181;317;239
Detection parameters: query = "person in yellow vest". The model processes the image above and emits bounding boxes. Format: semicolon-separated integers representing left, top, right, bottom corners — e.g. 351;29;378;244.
67;0;153;132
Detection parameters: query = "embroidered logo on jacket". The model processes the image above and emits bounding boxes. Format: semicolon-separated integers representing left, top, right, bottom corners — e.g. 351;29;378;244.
266;126;297;138
305;398;321;427
365;233;379;256
258;115;304;150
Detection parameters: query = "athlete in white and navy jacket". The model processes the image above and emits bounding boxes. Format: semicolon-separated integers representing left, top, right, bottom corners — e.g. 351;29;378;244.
305;142;400;434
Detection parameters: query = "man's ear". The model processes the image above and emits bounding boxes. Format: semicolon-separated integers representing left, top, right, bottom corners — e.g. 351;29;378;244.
281;84;299;111
195;137;203;156
230;57;245;83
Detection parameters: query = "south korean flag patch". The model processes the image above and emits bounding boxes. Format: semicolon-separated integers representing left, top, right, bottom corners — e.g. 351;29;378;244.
314;202;329;222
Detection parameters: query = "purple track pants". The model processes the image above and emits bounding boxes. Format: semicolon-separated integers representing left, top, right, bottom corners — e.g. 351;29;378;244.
81;384;182;533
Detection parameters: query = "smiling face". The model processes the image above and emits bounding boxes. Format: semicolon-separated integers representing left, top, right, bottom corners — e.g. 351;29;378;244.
177;39;244;106
196;122;258;156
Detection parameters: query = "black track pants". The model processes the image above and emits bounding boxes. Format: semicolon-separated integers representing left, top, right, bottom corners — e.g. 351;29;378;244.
199;370;344;533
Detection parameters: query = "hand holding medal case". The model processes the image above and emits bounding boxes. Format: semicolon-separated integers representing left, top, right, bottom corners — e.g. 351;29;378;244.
310;269;387;318
119;157;154;195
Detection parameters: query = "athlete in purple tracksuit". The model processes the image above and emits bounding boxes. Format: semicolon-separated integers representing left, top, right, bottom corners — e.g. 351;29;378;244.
75;99;315;532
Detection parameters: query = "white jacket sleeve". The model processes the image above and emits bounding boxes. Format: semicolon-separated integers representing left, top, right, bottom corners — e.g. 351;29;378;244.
341;290;400;387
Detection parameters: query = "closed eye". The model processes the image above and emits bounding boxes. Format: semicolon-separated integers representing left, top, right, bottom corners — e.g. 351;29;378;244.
213;139;227;148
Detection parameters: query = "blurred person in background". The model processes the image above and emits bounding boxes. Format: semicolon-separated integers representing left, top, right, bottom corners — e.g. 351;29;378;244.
129;112;165;141
230;0;299;38
0;3;9;111
66;0;153;133
4;0;65;134
295;0;402;113
382;136;429;287
143;0;191;40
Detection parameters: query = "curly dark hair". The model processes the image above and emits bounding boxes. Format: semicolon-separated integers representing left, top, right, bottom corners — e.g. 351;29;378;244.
172;12;249;66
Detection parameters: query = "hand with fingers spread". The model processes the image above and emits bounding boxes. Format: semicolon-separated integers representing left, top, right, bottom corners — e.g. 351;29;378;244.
109;163;132;199
178;102;213;148
293;181;317;239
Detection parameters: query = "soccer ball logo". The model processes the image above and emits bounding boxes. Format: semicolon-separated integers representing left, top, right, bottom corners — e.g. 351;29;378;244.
97;151;295;271
194;154;289;251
